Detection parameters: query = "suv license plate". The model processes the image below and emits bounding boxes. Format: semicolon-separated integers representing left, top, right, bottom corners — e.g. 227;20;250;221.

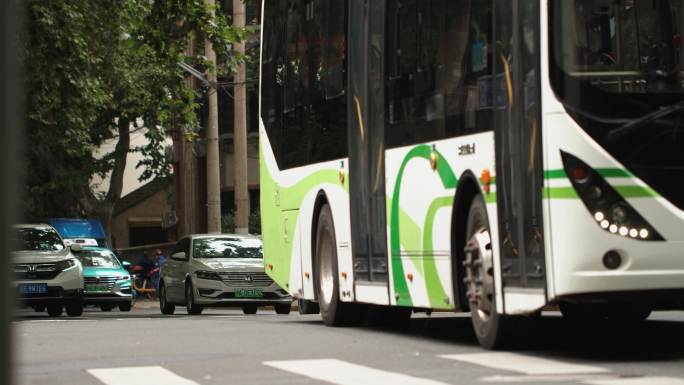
235;288;263;298
19;283;48;294
87;284;109;293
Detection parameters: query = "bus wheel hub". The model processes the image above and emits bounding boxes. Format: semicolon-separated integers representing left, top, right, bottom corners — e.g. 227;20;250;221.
463;228;494;319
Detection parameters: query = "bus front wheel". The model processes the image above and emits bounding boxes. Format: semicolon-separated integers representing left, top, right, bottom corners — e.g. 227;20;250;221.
315;203;365;326
464;196;510;349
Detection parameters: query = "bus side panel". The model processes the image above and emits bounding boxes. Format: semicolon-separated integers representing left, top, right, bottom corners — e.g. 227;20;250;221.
260;127;353;299
297;180;355;302
260;128;289;291
383;132;499;310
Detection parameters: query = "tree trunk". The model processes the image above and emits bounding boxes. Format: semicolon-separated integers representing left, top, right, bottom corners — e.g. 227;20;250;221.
101;117;130;245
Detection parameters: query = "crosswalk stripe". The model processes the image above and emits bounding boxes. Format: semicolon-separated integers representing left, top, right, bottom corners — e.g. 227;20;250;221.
87;366;199;385
584;377;684;385
439;352;610;375
264;358;450;385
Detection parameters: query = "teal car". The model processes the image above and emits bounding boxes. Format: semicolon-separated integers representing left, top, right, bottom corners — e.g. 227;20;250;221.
72;246;133;311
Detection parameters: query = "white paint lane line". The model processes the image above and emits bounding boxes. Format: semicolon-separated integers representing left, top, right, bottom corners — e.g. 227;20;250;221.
87;366;199;385
439;352;610;376
264;359;450;385
584;377;684;385
480;374;621;383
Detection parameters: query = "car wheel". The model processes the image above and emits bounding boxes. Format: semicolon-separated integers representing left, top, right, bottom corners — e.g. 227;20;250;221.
464;196;512;349
46;304;62;317
100;305;114;312
65;302;83;317
185;282;203;315
242;305;258;314
315;204;366;326
159;282;175;315
298;299;319;315
33;305;45;313
119;302;132;312
275;303;291;315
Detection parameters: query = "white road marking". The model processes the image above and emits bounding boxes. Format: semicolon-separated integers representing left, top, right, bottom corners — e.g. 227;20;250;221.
264;358;449;385
87;366;199;385
439;352;610;375
584;377;684;385
16;319;94;323
480;374;621;383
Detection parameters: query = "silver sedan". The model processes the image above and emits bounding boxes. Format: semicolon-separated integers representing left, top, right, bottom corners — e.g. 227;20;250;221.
159;234;292;315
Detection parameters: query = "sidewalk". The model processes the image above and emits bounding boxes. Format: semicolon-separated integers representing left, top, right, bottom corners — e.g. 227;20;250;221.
133;299;159;309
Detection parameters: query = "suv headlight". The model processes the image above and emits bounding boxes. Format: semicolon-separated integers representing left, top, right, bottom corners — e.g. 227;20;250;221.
195;271;221;281
57;259;76;271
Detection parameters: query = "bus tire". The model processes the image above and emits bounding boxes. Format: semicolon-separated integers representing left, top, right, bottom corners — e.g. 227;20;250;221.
464;196;510;349
315;203;365;326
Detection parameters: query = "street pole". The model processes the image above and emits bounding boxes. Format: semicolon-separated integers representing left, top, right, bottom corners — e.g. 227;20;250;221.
233;0;250;235
205;0;222;234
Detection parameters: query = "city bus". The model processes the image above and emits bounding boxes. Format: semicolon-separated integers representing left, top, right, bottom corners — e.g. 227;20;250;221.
259;0;684;348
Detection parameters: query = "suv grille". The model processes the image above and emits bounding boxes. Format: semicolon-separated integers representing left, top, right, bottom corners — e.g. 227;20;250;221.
14;263;60;280
217;272;273;287
84;276;117;292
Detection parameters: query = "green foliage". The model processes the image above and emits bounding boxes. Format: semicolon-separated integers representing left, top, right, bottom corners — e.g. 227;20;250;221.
221;211;235;234
220;209;261;235
22;0;251;220
249;209;261;235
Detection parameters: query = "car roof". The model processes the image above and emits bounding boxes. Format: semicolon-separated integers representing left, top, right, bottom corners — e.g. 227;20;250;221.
80;246;113;252
185;233;261;241
12;223;56;230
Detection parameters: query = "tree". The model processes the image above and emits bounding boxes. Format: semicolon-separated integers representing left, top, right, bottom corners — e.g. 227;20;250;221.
22;0;251;240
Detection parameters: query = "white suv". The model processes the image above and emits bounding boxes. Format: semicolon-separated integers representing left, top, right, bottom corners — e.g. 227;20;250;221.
12;224;84;317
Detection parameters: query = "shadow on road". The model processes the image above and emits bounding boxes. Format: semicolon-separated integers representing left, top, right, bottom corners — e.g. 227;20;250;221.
292;311;684;362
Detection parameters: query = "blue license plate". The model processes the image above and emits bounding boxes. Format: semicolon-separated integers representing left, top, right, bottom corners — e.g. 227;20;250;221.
19;283;48;294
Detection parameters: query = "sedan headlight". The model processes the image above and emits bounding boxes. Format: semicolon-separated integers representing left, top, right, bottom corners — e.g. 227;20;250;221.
195;271;221;281
117;275;131;281
57;259;76;271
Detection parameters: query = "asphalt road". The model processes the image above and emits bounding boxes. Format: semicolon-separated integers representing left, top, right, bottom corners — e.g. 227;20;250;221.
13;303;684;385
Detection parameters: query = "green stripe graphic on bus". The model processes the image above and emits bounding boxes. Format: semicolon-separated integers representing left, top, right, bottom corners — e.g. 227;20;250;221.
543;168;660;199
391;145;457;307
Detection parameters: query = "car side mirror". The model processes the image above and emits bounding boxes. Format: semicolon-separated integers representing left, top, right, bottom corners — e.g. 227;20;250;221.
121;261;131;269
70;243;82;252
171;252;187;261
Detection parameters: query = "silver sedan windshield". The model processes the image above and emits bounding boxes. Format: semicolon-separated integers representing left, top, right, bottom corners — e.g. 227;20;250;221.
192;237;262;259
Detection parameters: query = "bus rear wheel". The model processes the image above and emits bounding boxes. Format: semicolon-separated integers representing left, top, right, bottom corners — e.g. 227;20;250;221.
464;196;510;349
315;203;365;326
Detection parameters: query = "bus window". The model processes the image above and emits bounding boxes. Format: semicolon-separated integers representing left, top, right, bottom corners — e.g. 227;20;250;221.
385;0;493;149
263;0;349;170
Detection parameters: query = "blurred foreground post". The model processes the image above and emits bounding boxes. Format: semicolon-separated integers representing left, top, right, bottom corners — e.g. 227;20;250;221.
1;0;21;383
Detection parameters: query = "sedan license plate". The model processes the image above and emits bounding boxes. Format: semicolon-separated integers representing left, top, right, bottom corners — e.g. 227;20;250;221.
87;284;109;293
19;283;48;295
235;288;263;298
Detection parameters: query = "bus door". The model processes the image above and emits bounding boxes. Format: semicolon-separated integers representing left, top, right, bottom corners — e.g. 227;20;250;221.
348;0;391;301
493;0;547;313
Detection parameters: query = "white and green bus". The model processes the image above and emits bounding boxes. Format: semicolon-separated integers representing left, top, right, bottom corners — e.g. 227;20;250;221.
259;0;684;348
